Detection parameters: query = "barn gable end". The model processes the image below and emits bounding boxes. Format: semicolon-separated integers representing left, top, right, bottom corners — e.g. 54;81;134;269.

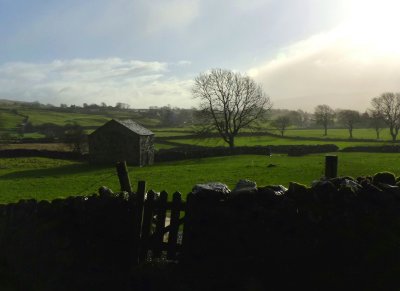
88;119;154;166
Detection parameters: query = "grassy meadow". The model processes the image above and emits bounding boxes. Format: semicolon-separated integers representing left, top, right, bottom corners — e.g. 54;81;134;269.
167;135;391;149
1;152;400;203
0;107;161;135
2;104;400;204
283;128;391;140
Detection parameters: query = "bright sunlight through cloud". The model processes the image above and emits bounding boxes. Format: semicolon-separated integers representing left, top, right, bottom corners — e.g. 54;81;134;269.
248;0;400;111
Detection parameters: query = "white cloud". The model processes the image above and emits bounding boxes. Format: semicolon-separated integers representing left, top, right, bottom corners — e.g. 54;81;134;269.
231;0;271;12
144;0;200;35
0;58;194;108
177;60;192;66
248;20;400;111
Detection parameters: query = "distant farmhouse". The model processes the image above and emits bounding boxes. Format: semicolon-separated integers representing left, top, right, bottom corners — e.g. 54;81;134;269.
88;119;154;166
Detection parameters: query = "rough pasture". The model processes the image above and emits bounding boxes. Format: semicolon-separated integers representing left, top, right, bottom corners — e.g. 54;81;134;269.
167;135;390;149
1;152;400;203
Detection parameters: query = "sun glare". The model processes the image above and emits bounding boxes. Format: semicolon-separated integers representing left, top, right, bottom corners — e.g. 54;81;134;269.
344;0;400;55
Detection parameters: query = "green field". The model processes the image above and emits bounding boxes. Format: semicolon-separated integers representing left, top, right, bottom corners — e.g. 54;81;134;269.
1;153;399;203
0;110;25;132
168;135;391;149
2;105;400;144
283;128;392;140
17;109;110;127
152;131;193;137
0;107;161;132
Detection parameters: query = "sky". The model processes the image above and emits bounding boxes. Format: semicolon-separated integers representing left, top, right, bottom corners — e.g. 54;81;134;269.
1;0;400;111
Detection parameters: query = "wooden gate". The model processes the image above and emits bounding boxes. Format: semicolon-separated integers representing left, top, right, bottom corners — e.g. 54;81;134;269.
116;161;192;264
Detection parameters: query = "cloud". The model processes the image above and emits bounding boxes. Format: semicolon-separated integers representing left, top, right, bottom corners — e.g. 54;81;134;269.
248;0;400;110
144;0;200;35
248;2;400;112
0;58;194;108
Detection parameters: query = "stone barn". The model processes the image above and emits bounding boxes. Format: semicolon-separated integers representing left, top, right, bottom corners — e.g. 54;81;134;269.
88;119;155;166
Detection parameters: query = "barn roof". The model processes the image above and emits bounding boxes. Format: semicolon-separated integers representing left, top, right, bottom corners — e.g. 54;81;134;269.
113;119;154;136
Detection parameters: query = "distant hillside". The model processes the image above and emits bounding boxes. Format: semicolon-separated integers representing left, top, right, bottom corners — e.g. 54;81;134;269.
0;101;197;140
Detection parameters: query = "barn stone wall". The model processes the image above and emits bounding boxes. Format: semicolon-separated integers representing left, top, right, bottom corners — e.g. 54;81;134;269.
139;135;155;166
89;121;141;165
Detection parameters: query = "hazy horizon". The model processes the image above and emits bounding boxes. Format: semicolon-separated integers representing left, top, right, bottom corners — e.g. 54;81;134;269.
1;0;399;111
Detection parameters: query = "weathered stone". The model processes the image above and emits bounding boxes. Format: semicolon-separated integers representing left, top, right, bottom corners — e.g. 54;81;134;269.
192;182;230;200
340;179;363;193
373;172;396;186
259;185;287;196
99;186;114;197
287;182;311;201
312;180;337;203
377;183;400;194
117;191;130;201
232;179;257;193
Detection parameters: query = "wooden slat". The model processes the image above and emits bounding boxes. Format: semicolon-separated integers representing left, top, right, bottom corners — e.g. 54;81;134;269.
161;217;185;235
115;161;132;193
154;200;186;211
167;192;181;260
152;191;168;258
139;190;155;262
166;201;186;210
159;242;182;251
132;180;146;265
181;192;194;255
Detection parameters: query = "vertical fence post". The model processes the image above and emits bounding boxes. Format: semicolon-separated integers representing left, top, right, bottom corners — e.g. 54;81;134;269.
132;180;146;265
181;192;194;260
139;190;156;263
167;192;182;260
153;191;168;259
116;161;132;193
325;155;338;178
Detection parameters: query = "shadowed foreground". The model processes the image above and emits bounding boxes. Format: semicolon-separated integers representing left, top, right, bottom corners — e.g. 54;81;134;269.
1;173;400;290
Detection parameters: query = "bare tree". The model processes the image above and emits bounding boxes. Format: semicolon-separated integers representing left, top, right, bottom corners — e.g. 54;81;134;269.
337;109;360;138
193;68;272;148
368;110;385;139
290;109;311;128
371;92;400;141
271;115;291;136
64;122;87;153
314;105;335;136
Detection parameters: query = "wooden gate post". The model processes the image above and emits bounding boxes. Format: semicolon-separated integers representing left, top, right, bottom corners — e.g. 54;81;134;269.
116;161;132;193
139;190;156;263
153;191;168;259
167;192;182;260
325;155;338;178
132;180;146;265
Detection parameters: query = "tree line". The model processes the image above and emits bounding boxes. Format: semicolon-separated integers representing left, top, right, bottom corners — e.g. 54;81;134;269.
193;68;397;148
1;68;399;149
271;105;386;140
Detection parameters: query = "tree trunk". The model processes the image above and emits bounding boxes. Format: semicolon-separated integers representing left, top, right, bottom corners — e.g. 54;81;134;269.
228;136;235;149
376;129;380;140
324;126;328;136
390;126;397;141
281;130;284;137
349;128;353;139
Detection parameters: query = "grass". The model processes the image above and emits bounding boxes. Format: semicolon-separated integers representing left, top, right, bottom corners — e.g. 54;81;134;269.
1;152;399;203
0;142;174;151
152;131;193;137
284;128;393;140
154;143;177;150
169;135;392;149
0;143;72;151
18;109;111;127
0;110;25;131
